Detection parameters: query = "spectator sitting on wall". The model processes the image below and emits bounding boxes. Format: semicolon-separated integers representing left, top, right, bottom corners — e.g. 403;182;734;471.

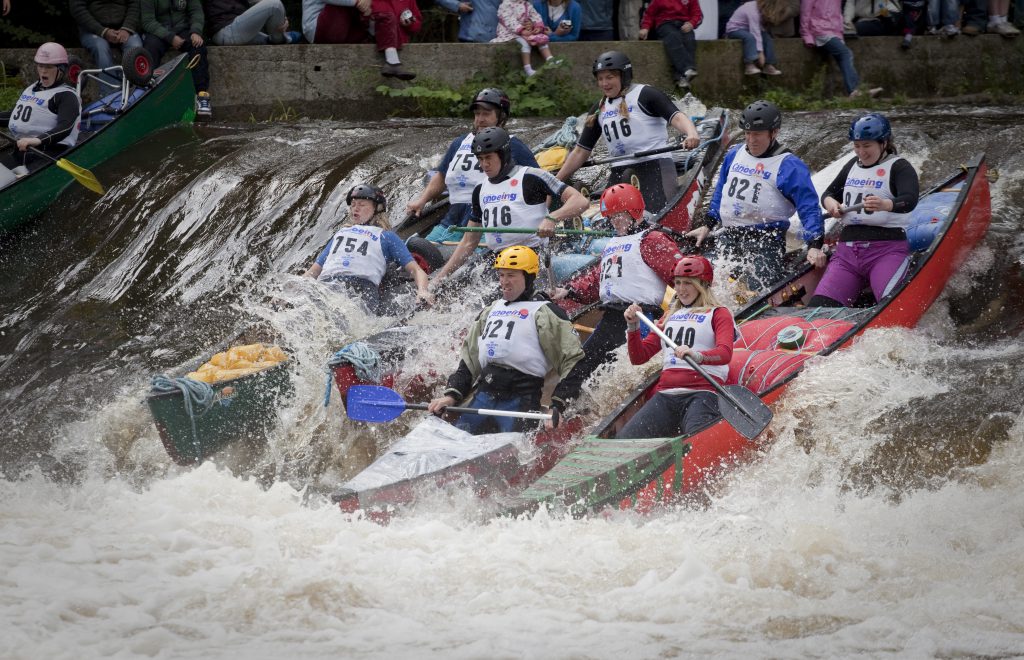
800;0;881;99
639;0;702;91
533;0;581;41
725;0;782;76
302;0;370;44
370;0;422;79
205;0;300;45
141;0;213;118
70;0;144;86
926;0;961;37
494;0;556;76
578;0;613;40
843;0;902;37
435;0;500;42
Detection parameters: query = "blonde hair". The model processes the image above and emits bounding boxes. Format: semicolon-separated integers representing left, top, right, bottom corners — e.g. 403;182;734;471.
665;276;724;315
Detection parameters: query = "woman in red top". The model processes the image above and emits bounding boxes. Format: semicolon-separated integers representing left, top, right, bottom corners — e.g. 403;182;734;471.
638;0;703;90
618;255;735;438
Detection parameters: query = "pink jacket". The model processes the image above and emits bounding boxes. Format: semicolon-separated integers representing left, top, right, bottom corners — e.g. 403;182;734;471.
494;0;545;41
799;0;844;46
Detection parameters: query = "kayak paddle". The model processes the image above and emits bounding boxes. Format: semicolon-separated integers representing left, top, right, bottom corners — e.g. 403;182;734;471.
0;130;105;195
345;384;558;425
636;311;772;440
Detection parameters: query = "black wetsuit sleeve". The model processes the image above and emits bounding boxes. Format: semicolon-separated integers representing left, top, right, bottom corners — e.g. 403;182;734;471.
636;86;680;123
38;90;80;148
890;158;920;213
522;168;567;204
821;156;858;206
445;359;474;399
469;184;483;223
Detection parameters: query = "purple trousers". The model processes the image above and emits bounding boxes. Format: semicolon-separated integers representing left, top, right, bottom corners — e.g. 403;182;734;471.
813;239;911;306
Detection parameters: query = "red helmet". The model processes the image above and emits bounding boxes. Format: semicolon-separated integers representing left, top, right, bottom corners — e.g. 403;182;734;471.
600;183;645;221
34;42;69;65
673;255;713;285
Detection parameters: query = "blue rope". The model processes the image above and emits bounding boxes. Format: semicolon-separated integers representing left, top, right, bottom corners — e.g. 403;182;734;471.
150;374;216;455
535;115;580;151
323;341;383;407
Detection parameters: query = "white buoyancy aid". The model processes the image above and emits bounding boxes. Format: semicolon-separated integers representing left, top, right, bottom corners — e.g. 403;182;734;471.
717;148;795;227
8;82;80;148
444;133;487;205
842;155;911;230
477;300;551;378
478;165;548;251
598;84;670;166
660;307;729;382
599;232;665;305
318;225;389;285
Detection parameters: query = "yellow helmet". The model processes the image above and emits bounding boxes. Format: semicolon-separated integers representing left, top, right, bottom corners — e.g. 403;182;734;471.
493;245;540;275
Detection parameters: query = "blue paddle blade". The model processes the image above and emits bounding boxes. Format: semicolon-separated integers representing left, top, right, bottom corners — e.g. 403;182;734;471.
345;385;408;423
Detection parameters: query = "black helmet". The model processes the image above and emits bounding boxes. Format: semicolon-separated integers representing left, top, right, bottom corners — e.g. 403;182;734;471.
470;87;511;126
472;126;514;178
739;100;782;131
592;50;633;89
346;182;387;213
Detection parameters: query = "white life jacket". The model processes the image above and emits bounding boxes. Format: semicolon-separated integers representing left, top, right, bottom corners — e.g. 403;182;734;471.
477;300;551;378
842;155;912;230
660;307;729;382
8;82;80;148
478;165;548;251
718;147;796;227
597;84;670;167
444;133;487;205
599;232;665;305
318;225;389;285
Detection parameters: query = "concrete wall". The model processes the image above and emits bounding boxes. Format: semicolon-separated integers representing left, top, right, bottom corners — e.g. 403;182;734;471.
3;36;1023;121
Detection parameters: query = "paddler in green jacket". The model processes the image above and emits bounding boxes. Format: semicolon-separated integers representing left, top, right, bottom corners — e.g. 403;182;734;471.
427;245;585;434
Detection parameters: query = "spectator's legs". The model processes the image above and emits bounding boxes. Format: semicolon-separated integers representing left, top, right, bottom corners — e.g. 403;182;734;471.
579;28;615;40
514;36;535;75
653;20;697;80
962;0;989;33
820;36;859;95
141;34;170;75
373;11;416;80
726;29;759;63
211;0;287;45
79;29;116;71
314;5;369;43
181;41;210;93
761;30;777;65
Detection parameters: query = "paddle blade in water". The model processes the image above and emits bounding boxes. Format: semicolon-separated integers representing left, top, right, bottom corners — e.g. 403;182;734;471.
56;158;105;195
345;384;409;423
718;385;773;440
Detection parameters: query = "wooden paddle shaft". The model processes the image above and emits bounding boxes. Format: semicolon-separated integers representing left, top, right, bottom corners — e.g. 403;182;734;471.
406;403;552;421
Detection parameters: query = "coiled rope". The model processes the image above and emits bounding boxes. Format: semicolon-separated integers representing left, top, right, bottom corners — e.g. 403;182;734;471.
150;374;216;453
323;341;382;407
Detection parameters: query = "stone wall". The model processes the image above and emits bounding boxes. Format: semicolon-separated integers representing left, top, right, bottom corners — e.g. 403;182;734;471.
2;36;1022;121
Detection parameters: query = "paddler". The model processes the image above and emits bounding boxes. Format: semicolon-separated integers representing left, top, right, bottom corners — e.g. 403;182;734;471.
427;245;585;434
304;182;434;314
404;88;539;242
1;43;81;176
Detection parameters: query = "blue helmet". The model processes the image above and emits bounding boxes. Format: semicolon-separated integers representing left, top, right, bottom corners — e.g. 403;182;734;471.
849;113;892;142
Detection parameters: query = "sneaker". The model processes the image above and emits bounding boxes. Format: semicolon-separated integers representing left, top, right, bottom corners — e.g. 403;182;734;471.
901;33;912;49
868;87;884;98
683;68;698;80
991;21;1021;36
762;64;782;75
925;25;940;35
381;63;416;81
285;30;303;43
961;23;982;35
848;89;862;99
195;91;211;119
941;24;960;37
744;63;762;75
675;77;690;90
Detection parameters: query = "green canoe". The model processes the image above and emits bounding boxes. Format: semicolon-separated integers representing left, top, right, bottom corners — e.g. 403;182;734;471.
0;53;195;233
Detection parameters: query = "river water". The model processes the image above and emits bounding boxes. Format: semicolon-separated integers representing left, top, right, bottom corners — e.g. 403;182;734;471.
1;106;1023;658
